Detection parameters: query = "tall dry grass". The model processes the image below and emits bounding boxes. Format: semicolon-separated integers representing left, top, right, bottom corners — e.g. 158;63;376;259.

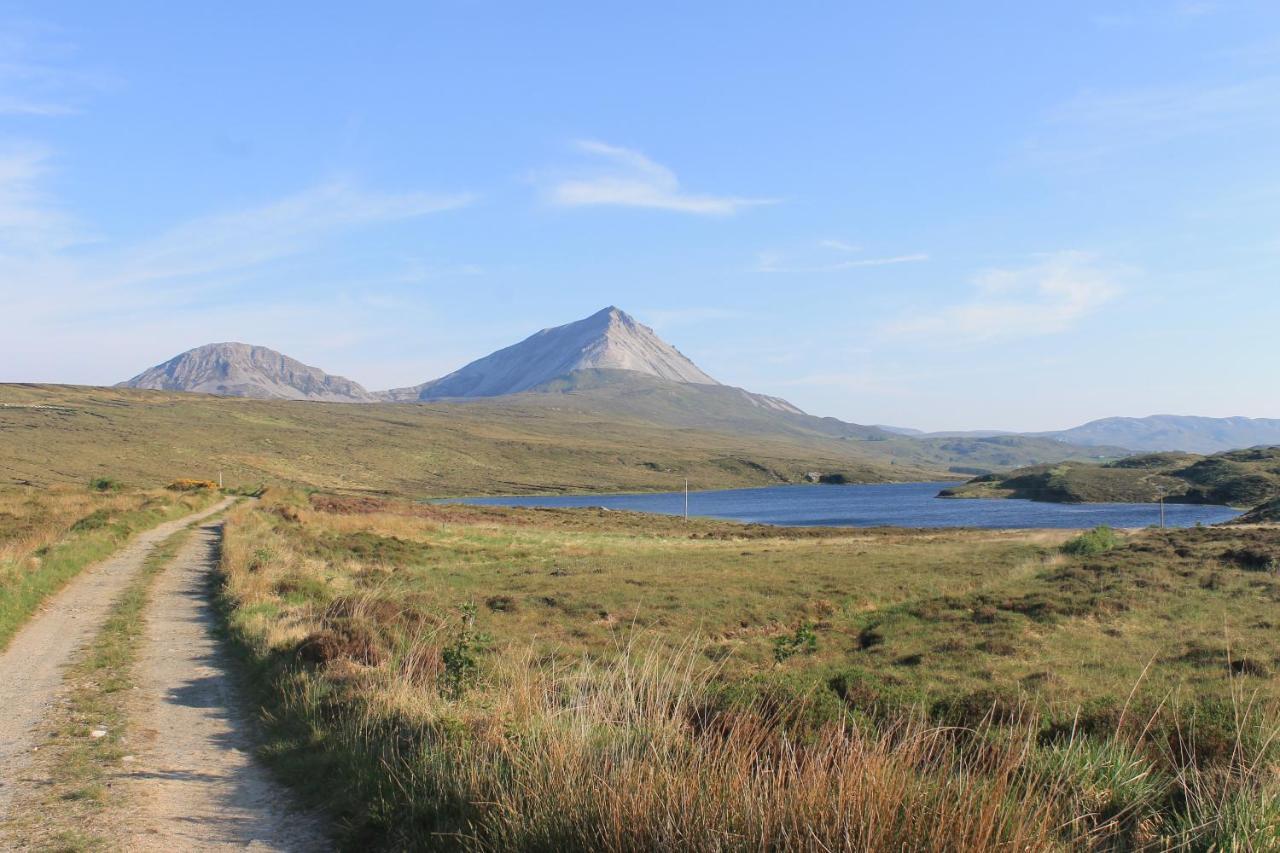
218;501;1280;850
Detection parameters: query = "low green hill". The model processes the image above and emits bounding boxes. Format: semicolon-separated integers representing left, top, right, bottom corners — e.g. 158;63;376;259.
940;447;1280;509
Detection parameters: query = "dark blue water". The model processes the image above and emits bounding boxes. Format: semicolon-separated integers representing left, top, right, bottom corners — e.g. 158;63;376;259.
453;482;1242;529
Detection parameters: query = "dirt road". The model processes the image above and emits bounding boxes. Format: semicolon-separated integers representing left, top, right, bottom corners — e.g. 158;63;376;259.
120;518;327;851
0;497;234;819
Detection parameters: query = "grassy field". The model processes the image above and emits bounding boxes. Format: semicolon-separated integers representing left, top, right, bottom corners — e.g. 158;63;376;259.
0;483;219;649
216;491;1280;849
0;384;1120;498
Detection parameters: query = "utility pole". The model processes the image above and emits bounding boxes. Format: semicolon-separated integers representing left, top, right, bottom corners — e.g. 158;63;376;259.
1159;496;1165;529
684;478;689;521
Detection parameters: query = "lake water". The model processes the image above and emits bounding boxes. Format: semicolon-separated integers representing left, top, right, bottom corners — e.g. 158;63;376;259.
454;482;1243;529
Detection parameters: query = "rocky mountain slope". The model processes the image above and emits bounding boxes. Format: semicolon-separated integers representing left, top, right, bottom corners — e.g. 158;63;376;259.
381;306;721;402
119;343;375;402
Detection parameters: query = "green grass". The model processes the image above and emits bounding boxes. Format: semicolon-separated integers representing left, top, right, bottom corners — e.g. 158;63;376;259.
0;488;218;650
212;492;1280;849
3;522;199;850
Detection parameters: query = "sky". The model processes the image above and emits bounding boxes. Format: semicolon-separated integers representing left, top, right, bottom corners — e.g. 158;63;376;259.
1;1;1278;431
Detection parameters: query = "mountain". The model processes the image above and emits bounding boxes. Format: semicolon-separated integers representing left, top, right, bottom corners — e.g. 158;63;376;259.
381;306;719;401
1038;415;1280;454
119;343;375;402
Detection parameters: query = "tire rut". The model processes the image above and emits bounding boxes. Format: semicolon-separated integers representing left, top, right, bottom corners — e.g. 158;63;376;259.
119;518;328;851
0;497;235;821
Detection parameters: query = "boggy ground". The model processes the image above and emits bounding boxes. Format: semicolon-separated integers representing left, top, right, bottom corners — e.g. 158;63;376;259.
216;491;1280;850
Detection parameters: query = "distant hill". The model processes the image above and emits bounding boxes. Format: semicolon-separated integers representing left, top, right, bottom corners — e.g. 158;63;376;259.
382;306;723;402
1035;415;1280;454
119;343;375;402
940;447;1280;509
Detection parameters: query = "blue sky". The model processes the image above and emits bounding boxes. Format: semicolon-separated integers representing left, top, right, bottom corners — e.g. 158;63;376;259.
2;1;1277;430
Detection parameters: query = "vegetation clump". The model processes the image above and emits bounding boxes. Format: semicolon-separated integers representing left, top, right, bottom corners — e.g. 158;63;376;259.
772;620;818;661
166;478;218;492
88;477;123;492
1061;525;1121;556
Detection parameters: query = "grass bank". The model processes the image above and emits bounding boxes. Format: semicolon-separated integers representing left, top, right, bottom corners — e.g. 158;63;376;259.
215;493;1280;849
0;484;219;650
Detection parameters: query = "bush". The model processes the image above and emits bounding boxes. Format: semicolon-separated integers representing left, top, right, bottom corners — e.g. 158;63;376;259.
1061;525;1120;556
70;509;114;532
88;477;122;492
773;621;819;662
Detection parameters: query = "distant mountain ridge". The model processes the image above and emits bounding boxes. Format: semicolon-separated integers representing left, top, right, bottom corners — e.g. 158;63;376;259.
1035;415;1280;454
381;306;718;402
118;342;375;402
881;416;1280;454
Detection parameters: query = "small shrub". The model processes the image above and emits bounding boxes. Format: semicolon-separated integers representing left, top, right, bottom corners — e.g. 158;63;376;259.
773;621;818;662
441;603;489;698
1061;525;1120;556
88;477;122;492
70;509;114;533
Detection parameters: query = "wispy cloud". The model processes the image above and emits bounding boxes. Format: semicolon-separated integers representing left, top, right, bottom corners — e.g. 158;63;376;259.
0;21;107;116
3;173;475;323
103;182;474;290
883;252;1122;342
1028;76;1280;165
545;140;777;215
755;240;928;273
0;143;78;251
639;307;748;327
817;238;861;253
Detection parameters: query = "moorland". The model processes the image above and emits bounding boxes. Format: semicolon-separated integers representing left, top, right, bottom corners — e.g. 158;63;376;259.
211;490;1280;849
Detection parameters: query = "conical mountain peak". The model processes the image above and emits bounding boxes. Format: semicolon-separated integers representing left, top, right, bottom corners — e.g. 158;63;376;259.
383;307;718;401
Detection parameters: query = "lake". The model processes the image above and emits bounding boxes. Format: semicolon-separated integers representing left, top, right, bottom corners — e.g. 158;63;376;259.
453;481;1243;529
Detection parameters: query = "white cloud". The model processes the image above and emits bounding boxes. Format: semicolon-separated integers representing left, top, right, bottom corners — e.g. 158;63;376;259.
638;307;748;327
1028;76;1280;165
546;140;777;215
101;182;474;290
0;143;78;251
0;21;107;117
884;252;1121;342
2;172;475;326
755;240;928;273
817;238;861;253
